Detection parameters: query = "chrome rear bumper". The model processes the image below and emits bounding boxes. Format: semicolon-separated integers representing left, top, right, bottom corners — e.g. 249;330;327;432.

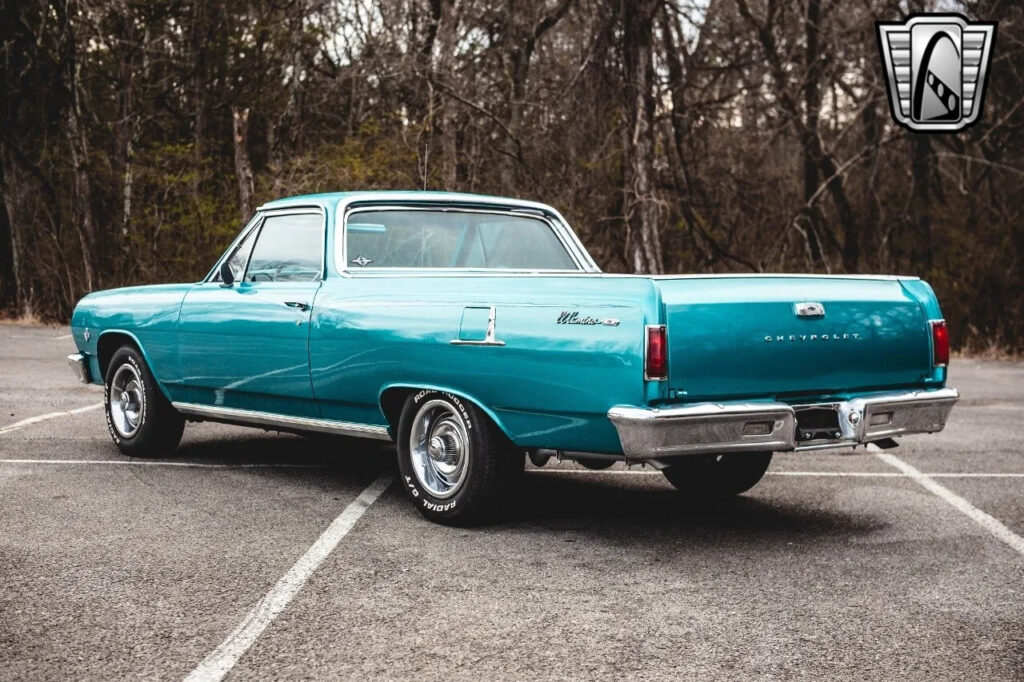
67;353;91;384
608;387;959;459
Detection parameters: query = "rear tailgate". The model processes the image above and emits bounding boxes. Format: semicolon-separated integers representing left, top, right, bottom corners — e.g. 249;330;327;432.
656;276;933;400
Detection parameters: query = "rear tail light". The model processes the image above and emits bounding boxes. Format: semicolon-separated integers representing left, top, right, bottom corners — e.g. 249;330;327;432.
645;325;667;381
930;319;949;367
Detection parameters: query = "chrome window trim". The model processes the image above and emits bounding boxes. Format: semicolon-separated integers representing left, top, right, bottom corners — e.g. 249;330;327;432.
204;205;328;284
332;194;600;275
203;213;263;283
242;206;328;283
341;205;583;273
172;402;392;441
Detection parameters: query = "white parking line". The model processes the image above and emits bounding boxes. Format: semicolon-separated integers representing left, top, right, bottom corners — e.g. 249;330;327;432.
4;459;1023;481
876;453;1024;558
0;403;103;436
183;474;393;682
526;469;1024;478
0;459;345;468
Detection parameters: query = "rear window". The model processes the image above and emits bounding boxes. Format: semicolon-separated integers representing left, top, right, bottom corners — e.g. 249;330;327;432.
344;210;578;271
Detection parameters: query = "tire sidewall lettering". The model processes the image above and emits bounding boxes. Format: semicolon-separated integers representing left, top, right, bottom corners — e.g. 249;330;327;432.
104;352;147;445
401;390;474;516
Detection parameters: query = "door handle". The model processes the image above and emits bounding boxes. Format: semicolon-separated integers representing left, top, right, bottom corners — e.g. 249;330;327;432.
284;301;310;311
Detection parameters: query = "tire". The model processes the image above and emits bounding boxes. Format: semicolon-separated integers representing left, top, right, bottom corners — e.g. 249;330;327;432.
661;451;773;499
396;390;522;525
104;345;185;457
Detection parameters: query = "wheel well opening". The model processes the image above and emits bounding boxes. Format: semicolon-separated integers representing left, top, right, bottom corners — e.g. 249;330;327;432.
96;333;138;379
379;388;414;433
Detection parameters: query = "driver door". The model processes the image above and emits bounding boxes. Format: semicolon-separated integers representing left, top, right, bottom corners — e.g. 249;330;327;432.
176;208;325;418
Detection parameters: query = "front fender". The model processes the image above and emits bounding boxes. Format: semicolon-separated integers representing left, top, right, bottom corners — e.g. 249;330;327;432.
92;329;177;403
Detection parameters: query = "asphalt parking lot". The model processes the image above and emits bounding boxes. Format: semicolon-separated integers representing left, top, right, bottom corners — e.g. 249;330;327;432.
1;323;1022;680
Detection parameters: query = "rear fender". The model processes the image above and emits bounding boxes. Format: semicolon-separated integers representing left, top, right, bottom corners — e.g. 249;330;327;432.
378;383;512;441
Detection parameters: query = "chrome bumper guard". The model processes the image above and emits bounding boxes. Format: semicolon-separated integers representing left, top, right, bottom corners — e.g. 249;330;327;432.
67;353;91;384
608;387;959;459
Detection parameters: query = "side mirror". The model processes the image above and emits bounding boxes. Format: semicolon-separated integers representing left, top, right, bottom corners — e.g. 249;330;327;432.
219;261;235;286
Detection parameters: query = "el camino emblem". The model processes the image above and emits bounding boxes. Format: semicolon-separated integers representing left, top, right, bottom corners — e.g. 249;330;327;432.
556;311;620;327
351;255;373;267
794;302;825;318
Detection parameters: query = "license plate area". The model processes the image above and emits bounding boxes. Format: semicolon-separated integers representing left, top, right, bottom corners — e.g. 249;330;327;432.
794;405;842;442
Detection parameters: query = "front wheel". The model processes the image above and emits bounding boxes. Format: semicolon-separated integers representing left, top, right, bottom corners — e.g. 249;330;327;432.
396;391;521;525
104;345;184;457
661;451;773;499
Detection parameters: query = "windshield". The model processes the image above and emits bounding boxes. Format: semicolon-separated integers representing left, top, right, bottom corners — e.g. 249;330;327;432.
344;209;579;271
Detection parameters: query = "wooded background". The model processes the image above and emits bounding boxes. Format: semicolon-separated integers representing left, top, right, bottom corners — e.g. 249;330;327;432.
1;0;1022;352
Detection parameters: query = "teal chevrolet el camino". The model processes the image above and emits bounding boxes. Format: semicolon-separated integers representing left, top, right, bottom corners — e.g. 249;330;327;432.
69;191;958;524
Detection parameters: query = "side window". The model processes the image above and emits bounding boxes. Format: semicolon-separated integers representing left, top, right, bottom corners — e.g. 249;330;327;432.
344;210;579;270
213;222;260;283
245;213;324;282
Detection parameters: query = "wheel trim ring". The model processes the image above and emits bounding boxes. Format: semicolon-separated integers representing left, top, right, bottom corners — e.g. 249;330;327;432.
109;363;144;438
409;399;470;500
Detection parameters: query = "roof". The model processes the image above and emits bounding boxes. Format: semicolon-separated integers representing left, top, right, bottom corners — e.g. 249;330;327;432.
258;190;548;213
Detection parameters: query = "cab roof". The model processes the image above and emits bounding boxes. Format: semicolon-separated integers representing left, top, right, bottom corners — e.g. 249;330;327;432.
257;190;552;213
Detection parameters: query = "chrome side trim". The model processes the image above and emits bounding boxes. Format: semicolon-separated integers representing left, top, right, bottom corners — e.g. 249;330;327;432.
67;353;91;384
607;387;959;459
171;402;392;441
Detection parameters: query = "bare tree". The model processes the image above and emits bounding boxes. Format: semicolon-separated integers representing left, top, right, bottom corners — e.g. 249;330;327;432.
233;107;255;221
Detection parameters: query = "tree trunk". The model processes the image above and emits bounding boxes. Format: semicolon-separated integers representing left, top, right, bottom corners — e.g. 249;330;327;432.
432;0;461;190
63;3;97;292
910;136;934;271
801;0;823;266
499;0;573;192
190;2;207;204
117;15;146;259
621;0;662;274
502;42;530;192
232;107;255;222
0;150;21;312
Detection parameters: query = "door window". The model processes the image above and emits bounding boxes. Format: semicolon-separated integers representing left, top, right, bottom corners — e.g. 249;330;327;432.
245;213;324;282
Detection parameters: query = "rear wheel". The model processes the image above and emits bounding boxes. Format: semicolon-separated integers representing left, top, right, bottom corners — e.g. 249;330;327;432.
396;390;521;525
104;345;184;457
661;452;772;499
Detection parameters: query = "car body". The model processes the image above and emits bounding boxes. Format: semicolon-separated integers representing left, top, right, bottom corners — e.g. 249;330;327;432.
69;191;959;523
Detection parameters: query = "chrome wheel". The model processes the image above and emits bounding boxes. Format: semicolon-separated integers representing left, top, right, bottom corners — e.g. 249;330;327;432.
108;363;144;438
409;399;470;499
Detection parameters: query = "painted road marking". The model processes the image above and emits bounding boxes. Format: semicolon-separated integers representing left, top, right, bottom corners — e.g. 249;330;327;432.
876;453;1024;558
526;469;1024;478
0;459;354;468
0;403;103;436
183;474;393;682
3;459;1024;479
